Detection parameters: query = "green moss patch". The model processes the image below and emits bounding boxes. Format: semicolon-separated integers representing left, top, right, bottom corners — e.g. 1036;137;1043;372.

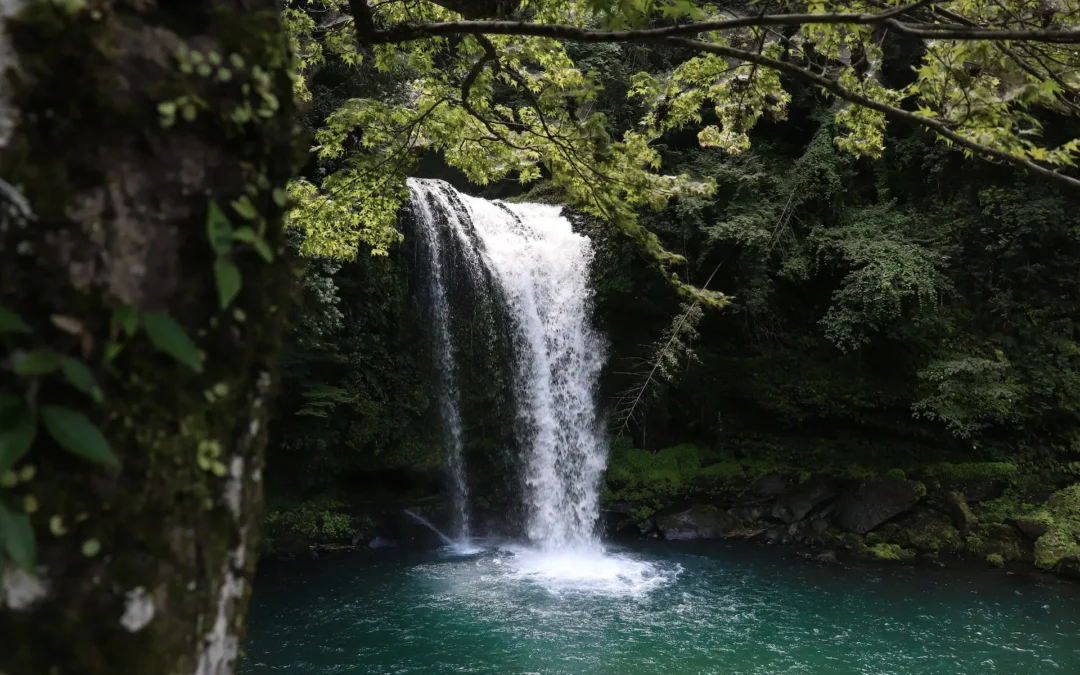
1031;485;1080;569
868;543;915;562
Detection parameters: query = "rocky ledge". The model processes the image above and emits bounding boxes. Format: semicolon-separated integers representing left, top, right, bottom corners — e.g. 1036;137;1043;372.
608;468;1080;581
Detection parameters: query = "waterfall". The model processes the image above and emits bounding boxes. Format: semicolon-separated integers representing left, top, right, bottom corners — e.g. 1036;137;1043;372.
407;178;607;551
407;181;483;541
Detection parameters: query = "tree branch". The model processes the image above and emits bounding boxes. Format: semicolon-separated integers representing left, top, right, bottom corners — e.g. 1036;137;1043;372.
662;35;1080;191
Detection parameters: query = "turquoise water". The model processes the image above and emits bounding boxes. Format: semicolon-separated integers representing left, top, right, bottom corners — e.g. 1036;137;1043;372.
242;540;1080;674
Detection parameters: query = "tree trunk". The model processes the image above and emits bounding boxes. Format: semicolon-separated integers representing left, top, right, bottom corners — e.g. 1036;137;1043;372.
0;1;299;673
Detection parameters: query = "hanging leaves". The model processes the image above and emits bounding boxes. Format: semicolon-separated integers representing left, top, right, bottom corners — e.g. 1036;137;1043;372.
60;358;104;403
112;305;139;338
0;500;36;571
214;259;243;309
0;305;31;334
142;312;204;373
0;395;35;474
206;200;235;255
41;405;120;468
12;350;62;376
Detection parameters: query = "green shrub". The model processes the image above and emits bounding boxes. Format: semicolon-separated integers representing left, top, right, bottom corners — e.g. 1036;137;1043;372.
262;497;358;542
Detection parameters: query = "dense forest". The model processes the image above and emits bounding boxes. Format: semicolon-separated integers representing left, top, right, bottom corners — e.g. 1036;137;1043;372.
2;0;1080;672
263;3;1080;576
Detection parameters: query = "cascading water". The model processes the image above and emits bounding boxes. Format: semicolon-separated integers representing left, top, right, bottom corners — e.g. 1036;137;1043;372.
407;179;607;551
407;181;483;542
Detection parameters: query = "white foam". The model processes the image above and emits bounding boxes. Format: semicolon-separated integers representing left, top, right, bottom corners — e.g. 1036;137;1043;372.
496;544;681;597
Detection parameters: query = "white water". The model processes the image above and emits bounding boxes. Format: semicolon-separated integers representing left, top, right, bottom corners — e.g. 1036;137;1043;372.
408;178;607;553
407;181;484;541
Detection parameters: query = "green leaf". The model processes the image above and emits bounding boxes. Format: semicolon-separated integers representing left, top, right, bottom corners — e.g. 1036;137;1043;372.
103;342;124;364
0;396;35;474
272;187;288;208
13;351;61;376
232;226;257;243
231;196;258;220
0;501;36;571
142;312;203;373
112;305;138;338
214;259;242;309
254;239;274;263
41;405;119;468
60;358;103;403
206;200;234;255
0;306;31;334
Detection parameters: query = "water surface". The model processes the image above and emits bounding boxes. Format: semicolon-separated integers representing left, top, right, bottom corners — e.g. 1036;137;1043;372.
242;540;1080;674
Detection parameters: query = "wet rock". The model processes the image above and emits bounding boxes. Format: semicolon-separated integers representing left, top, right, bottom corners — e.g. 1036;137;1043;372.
811;518;830;534
813;550;839;565
1010;517;1049;542
833;475;922;535
637;518;657;536
771;476;841;524
875;509;962;554
944;492;977;534
655;504;740;540
983;523;1032;563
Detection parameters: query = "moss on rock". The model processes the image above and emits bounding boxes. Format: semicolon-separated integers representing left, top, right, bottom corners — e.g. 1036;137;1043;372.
1031;485;1080;569
868;543;915;562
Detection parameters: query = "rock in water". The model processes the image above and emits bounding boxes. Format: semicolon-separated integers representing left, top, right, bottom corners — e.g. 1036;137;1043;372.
833;476;922;534
655;504;739;540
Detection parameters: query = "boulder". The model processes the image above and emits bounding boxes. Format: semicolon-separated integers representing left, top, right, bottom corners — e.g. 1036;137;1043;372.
771;476;841;524
874;509;962;554
1009;517;1049;542
655;504;740;540
943;491;977;534
740;474;791;503
833;475;922;535
950;479;1006;503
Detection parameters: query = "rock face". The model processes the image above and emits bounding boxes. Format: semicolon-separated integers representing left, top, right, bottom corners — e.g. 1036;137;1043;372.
833;476;923;534
944;492;977;534
1010;518;1049;541
655;504;740;540
771;476;841;524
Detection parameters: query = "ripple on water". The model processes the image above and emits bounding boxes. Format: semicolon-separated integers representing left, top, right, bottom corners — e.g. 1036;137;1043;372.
242;542;1080;675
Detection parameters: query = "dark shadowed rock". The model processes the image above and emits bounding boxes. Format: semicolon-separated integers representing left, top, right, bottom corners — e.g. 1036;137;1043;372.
741;474;791;503
833;476;922;534
944;492;977;534
771;476;842;524
655;504;740;540
1009;517;1049;541
950;479;1006;503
